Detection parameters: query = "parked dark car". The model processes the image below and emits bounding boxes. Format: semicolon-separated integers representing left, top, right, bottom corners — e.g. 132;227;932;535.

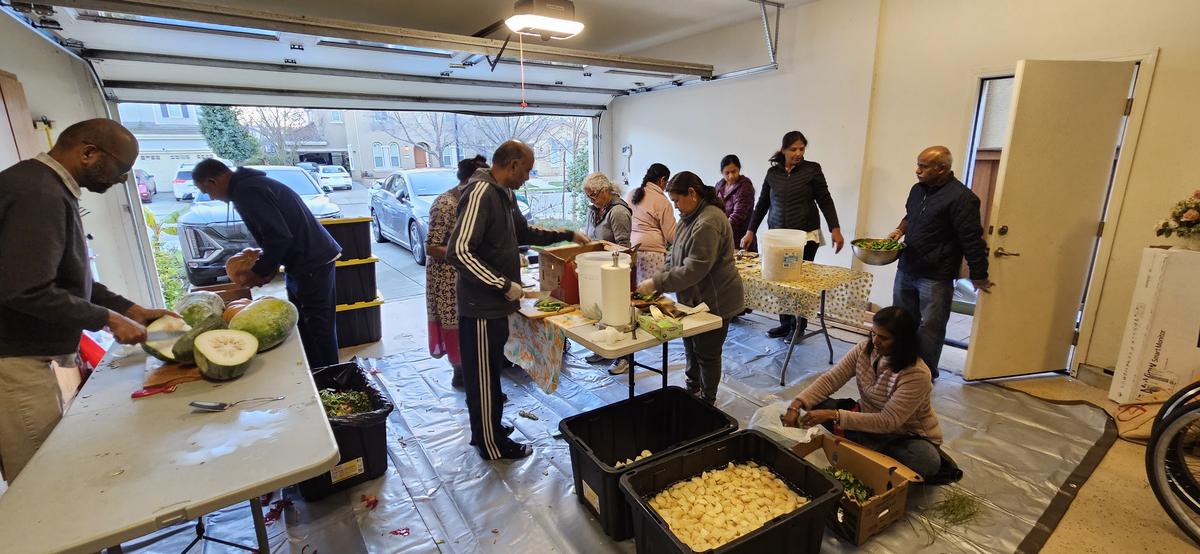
135;169;157;202
369;168;533;266
177;166;341;285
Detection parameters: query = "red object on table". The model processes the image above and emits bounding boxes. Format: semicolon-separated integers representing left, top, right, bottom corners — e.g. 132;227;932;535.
559;261;580;305
131;384;178;398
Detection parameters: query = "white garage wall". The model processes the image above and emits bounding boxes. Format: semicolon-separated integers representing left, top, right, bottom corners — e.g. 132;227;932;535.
604;0;883;270
0;14;157;308
858;0;1200;371
610;0;1200;372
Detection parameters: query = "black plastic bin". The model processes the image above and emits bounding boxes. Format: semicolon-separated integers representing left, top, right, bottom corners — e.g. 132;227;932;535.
334;257;378;305
298;360;395;501
335;296;383;347
620;430;842;554
559;386;738;540
322;217;373;261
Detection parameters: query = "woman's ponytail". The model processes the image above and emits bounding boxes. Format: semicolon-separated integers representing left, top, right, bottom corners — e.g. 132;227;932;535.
632;163;671;205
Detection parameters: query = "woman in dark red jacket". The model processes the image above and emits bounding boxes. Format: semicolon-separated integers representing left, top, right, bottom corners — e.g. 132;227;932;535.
714;154;755;249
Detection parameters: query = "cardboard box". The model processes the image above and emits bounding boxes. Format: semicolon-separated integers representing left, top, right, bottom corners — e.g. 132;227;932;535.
188;282;253;304
1109;247;1200;404
533;240;633;305
792;435;922;545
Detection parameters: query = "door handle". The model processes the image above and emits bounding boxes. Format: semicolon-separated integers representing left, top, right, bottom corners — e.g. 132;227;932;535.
994;247;1021;257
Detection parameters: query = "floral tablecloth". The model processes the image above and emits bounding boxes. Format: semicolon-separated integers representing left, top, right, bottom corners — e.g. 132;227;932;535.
504;311;594;394
736;259;873;323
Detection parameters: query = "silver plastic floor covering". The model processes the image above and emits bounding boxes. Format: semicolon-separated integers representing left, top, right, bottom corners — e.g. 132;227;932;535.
125;297;1113;553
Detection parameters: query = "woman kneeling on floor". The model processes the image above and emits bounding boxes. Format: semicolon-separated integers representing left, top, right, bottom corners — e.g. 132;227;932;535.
782;306;953;480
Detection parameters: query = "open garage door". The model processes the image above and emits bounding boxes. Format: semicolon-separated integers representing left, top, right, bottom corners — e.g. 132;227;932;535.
9;1;716;117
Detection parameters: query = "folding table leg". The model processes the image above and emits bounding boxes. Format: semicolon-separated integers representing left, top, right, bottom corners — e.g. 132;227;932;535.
249;496;270;553
661;342;669;390
779;323;801;386
819;291;833;364
626;354;635;398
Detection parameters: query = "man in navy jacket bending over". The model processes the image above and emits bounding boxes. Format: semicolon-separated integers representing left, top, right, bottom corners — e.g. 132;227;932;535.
191;159;341;368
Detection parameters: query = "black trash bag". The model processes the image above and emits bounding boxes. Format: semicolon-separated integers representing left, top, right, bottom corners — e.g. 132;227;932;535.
299;358;394;501
313;358;394;425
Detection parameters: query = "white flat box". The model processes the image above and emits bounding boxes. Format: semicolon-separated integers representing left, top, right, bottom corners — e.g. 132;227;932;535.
1109;247;1200;403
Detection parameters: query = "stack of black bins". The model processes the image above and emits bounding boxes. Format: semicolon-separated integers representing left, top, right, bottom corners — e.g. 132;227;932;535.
559;387;738;540
321;217;383;346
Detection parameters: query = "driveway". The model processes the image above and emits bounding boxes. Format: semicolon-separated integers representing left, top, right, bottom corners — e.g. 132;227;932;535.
144;181;426;303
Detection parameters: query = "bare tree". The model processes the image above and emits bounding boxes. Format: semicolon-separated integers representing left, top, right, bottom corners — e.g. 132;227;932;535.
461;115;556;157
238;107;307;164
371;112;459;167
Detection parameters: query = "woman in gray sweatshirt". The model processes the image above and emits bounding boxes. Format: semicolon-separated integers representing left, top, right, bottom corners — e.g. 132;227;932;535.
637;171;744;404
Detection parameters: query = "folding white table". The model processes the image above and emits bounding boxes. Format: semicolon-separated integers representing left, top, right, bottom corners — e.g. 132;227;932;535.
0;333;339;554
562;309;724;398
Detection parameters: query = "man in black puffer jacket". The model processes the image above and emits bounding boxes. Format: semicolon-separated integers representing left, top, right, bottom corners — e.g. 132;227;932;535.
448;141;587;460
887;146;993;379
192;159;341;369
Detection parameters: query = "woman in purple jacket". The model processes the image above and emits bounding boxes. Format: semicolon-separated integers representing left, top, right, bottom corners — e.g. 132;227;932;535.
714;154;755;251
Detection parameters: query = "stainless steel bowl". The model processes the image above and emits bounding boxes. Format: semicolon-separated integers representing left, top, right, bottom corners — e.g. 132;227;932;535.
851;239;904;266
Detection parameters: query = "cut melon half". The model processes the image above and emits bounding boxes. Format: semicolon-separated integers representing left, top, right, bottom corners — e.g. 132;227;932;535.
142;315;191;362
195;329;259;381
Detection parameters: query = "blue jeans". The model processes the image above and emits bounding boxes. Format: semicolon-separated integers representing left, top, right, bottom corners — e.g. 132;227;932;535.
893;269;953;378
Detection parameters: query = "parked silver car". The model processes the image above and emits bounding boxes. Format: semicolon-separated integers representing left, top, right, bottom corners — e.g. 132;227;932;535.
369;168;533;266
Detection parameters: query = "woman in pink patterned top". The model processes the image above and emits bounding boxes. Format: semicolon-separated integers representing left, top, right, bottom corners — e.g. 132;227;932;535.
782;306;950;479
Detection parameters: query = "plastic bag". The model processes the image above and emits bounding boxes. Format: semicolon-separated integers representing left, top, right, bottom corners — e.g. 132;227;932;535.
748;400;826;448
312;358;394;427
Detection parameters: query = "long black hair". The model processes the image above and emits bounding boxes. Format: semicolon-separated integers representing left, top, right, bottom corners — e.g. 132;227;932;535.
457;154;488;185
865;306;921;372
631;163;670;205
720;154;741;171
768;130;808;167
665;171;724;212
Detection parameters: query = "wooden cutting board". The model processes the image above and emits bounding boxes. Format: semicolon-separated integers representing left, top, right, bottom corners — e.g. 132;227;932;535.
519;297;577;319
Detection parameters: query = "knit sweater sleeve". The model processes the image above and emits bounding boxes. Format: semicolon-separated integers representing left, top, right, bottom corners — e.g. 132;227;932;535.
839;366;933;435
795;341;865;409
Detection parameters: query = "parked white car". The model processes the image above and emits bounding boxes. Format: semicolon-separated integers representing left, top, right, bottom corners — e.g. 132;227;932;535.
172;162;199;201
317;165;353;190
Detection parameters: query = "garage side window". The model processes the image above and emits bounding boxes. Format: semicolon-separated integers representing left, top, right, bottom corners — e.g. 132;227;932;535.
389;143;401;167
372;142;384;168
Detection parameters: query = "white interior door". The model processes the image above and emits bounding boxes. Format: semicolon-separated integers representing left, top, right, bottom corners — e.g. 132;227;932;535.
964;60;1134;380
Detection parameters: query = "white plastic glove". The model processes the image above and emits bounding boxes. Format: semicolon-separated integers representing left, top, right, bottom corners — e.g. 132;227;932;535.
504;281;524;301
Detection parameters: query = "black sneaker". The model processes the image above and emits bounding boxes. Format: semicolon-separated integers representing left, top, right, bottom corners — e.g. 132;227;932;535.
767;325;793;339
493;441;533;461
451;369;464;390
585;353;606;364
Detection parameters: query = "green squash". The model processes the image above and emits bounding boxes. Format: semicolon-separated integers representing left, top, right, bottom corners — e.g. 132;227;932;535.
142;315;190;362
195;329;259;381
174;291;226;326
171;315;227;364
228;297;299;352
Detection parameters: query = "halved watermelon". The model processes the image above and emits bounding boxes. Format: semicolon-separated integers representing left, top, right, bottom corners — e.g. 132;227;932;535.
142;315;190;362
195;329;259;381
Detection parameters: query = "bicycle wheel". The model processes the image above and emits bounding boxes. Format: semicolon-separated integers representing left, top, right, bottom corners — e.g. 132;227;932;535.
1154;380;1200;438
1146;401;1200;545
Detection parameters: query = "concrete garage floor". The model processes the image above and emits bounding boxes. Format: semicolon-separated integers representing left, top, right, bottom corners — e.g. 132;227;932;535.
214;182;1194;552
335;302;1195;553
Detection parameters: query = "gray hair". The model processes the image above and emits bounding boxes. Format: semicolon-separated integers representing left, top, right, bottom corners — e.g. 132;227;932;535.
582;172;621;195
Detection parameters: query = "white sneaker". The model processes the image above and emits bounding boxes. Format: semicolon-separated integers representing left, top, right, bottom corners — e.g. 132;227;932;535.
608;360;630;375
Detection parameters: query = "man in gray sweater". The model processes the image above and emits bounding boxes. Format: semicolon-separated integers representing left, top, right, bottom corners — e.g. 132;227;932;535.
448;140;587;460
0;119;173;481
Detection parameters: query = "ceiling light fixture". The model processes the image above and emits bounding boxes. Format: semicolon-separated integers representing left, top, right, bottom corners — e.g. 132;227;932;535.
504;0;584;41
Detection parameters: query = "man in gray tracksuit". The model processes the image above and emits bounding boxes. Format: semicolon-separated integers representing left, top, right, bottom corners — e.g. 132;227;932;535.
448;141;587;460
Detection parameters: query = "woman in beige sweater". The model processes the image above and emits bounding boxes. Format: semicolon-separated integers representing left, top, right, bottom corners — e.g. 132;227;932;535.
626;163;677;282
782;306;947;479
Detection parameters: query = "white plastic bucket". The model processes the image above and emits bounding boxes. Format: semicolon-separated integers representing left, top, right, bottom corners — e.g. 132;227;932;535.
576;251;632;316
759;229;808;282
